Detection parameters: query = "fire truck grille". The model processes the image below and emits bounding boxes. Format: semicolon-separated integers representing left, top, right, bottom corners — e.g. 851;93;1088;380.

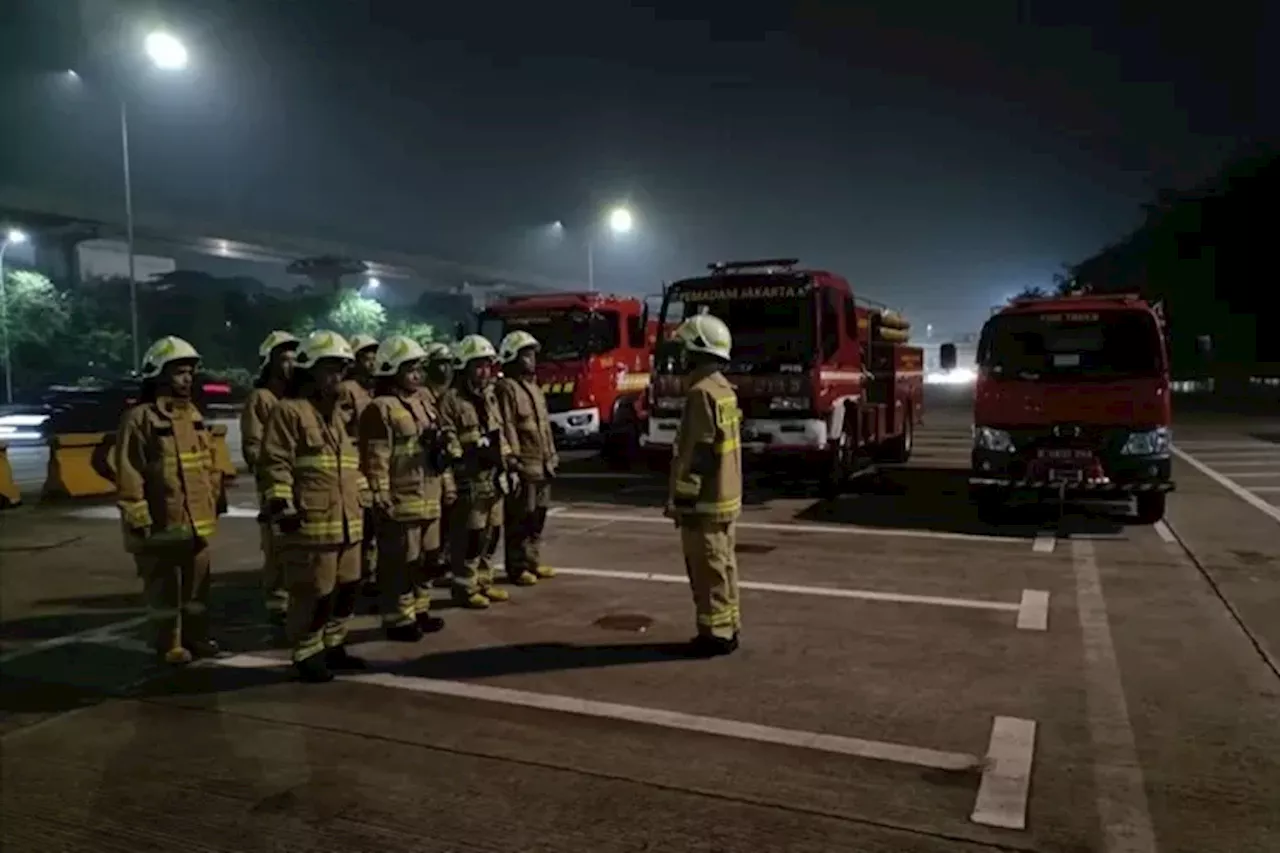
544;392;575;414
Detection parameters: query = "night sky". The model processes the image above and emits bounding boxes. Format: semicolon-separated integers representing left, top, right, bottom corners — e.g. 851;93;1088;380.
1;0;1275;334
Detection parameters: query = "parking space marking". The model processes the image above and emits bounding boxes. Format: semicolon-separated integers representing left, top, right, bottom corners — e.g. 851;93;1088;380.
1173;447;1280;524
1071;538;1158;853
0;614;150;666
1032;532;1056;553
536;565;1049;629
970;716;1037;830
1016;590;1050;631
64;505;260;520
1153;521;1177;544
206;652;985;772
553;510;1029;545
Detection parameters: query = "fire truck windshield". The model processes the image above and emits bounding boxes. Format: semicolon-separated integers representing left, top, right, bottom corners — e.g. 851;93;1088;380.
479;309;620;362
979;309;1163;380
659;279;815;373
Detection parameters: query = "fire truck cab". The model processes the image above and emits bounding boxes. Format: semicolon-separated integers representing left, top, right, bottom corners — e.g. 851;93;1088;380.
477;292;654;464
644;259;924;493
964;292;1175;523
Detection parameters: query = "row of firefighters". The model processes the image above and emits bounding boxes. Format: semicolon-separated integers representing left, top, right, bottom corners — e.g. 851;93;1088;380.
113;313;747;683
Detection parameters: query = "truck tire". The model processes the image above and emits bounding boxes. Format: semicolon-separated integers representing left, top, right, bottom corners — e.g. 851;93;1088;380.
882;406;915;464
971;485;1005;525
1133;492;1167;525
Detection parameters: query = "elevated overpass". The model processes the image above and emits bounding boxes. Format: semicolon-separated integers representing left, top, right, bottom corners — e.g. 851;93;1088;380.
0;186;576;295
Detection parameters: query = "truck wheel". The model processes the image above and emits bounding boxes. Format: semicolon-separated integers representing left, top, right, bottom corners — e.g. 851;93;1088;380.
971;486;1005;525
1133;492;1167;525
882;407;914;464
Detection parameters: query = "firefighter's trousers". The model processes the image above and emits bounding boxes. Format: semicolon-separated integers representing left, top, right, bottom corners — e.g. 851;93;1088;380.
449;490;502;596
259;521;288;617
504;480;550;578
283;544;361;664
378;518;441;627
135;541;212;655
679;519;741;640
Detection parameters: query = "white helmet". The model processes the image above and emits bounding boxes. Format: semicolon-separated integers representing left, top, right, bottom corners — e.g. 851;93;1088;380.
424;342;453;362
373;335;427;377
454;334;498;366
257;330;299;369
296;329;355;368
348;334;379;355
498;330;540;364
674;314;732;361
140;336;201;379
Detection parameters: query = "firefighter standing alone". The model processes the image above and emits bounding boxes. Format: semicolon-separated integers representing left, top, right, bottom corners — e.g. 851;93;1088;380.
114;336;225;665
340;334;380;594
242;330;300;626
259;330;371;683
495;330;559;585
666;314;744;656
359;335;449;641
438;334;519;609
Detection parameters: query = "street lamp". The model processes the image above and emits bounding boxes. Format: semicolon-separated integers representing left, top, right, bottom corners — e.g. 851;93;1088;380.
586;205;635;292
1;228;30;404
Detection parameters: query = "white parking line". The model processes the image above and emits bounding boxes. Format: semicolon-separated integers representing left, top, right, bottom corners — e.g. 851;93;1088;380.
971;716;1037;830
0;615;150;666
63;505;260;520
209;652;984;772
1153;521;1177;544
553;510;1028;545
1032;532;1056;553
536;565;1050;631
1173;447;1280;524
1070;538;1158;853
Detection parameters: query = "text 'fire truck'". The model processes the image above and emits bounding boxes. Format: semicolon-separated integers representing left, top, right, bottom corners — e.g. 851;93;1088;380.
643;258;924;493
475;291;658;465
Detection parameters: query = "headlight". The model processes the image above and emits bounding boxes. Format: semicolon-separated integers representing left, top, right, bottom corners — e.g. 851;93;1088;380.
1121;428;1171;456
769;396;810;411
655;397;685;411
974;426;1015;452
566;412;594;427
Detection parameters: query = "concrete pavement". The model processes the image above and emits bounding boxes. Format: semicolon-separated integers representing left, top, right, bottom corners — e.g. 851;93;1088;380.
2;407;1279;852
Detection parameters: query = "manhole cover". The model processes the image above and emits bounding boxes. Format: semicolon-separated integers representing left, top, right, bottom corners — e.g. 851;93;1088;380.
735;543;775;555
594;613;654;632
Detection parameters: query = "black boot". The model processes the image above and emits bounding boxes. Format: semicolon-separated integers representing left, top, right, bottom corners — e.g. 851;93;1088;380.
385;621;423;643
415;611;445;633
325;644;369;671
686;634;738;658
294;653;334;683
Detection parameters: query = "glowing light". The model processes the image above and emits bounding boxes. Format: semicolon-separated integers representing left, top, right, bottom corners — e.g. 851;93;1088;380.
608;207;633;234
145;31;188;70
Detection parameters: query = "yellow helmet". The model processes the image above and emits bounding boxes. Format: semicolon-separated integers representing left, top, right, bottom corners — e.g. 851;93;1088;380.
674;314;732;361
257;330;299;369
296;330;354;367
454;334;498;366
140;336;201;379
499;330;540;364
348;334;379;355
373;335;427;377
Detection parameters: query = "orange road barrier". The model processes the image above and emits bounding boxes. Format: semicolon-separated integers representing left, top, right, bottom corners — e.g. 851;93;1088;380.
0;443;21;508
43;433;117;499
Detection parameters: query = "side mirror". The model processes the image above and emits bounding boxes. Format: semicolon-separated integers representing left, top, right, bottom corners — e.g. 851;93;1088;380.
939;343;958;371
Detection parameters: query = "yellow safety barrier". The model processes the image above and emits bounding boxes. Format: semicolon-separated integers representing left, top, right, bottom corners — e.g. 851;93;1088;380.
43;432;118;499
210;424;238;480
0;442;21;509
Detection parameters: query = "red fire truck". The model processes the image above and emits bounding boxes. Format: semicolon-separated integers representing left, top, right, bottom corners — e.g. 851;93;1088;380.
959;292;1174;523
643;259;924;493
476;292;656;464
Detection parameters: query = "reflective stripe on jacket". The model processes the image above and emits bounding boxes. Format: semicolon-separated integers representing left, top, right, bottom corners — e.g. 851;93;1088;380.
259;396;368;545
668;366;742;522
438;384;511;496
495;376;559;481
360;391;444;521
115;396;220;552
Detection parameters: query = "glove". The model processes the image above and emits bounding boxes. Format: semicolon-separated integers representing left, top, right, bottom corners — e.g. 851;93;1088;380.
504;455;521;473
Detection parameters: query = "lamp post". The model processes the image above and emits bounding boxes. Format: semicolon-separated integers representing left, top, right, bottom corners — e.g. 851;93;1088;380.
0;228;30;404
559;206;633;292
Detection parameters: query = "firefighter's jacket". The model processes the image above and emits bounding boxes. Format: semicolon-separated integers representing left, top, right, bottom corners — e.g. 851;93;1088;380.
359;390;453;522
438;383;512;499
240;385;282;472
259;396;369;546
114;396;221;553
668;366;742;523
338;378;374;438
495;376;559;481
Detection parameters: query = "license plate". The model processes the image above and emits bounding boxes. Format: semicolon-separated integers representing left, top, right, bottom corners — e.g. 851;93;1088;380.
1049;468;1084;483
1038;448;1092;460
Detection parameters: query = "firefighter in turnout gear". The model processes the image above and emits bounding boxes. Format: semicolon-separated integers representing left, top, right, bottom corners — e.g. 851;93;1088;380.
438;334;518;608
360;335;449;641
666;314;743;657
339;334;380;594
114;336;224;665
496;330;559;585
242;330;300;626
260;330;371;683
420;343;460;589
